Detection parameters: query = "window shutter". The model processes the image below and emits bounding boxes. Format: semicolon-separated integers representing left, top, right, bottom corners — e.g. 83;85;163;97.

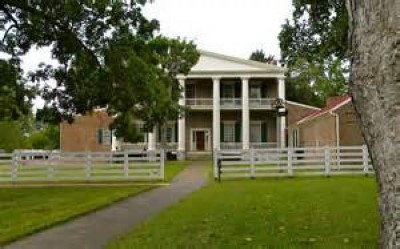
175;122;178;142
220;83;223;98
235;122;241;142
97;129;103;145
261;83;267;98
235;81;241;98
157;126;162;142
220;123;224;142
261;122;267;142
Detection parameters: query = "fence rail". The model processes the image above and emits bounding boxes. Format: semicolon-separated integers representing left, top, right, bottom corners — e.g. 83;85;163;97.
214;146;373;180
0;150;165;183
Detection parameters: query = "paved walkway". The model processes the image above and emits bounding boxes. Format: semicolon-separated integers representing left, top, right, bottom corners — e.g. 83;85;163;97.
5;162;209;249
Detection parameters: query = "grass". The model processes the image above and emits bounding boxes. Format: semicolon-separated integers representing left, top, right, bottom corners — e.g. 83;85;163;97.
164;161;187;182
0;186;152;245
0;161;187;245
109;176;379;249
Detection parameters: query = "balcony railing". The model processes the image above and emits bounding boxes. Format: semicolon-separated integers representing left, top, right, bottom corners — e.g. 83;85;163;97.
186;98;213;108
221;142;243;150
185;98;278;110
249;98;276;109
220;98;242;108
250;142;278;149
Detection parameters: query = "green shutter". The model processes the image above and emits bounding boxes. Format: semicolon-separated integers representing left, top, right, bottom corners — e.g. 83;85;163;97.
220;123;224;142
157;126;162;142
97;129;103;144
261;122;267;142
174;122;178;142
220;83;223;98
235;122;241;142
235;81;241;98
261;83;267;98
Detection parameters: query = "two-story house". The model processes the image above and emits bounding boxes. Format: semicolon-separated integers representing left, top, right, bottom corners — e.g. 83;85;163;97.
60;50;288;159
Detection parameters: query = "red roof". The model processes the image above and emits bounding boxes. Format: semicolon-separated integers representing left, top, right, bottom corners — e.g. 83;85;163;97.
297;95;352;124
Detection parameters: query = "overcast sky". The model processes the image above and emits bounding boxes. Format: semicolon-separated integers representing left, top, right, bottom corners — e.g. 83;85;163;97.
23;0;293;109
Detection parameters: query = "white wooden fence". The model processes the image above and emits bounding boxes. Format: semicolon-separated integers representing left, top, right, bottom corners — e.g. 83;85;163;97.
214;146;373;180
0;150;165;183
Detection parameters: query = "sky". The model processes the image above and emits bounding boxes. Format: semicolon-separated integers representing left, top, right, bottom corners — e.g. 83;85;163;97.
21;0;293;109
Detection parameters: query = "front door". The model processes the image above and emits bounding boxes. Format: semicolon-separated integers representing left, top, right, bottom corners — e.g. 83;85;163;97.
196;131;205;151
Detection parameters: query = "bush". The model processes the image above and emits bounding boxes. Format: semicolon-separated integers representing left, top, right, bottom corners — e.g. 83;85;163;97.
0;121;29;152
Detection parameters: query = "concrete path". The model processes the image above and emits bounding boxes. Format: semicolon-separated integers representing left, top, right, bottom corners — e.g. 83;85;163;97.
5;162;209;249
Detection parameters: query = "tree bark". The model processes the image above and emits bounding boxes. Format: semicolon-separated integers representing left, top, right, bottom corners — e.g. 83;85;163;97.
347;0;399;248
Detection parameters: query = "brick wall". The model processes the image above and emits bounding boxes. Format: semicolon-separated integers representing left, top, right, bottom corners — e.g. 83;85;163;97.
60;111;114;152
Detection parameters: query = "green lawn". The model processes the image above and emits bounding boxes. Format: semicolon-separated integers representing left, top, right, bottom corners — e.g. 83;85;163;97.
164;161;187;182
0;186;153;245
109;177;379;249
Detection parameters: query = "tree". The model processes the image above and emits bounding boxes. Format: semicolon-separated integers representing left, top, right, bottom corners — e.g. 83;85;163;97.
0;60;34;120
279;0;349;107
347;0;399;247
249;49;276;64
0;1;199;140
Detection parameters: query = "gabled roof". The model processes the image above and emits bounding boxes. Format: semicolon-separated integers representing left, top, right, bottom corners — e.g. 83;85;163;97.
296;95;352;125
188;50;287;75
286;100;321;111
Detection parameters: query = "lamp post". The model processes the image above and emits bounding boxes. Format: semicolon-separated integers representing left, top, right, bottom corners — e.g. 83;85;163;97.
275;98;288;148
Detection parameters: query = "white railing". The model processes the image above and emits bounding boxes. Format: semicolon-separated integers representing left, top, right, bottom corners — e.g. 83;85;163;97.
186;98;213;108
249;98;276;109
214;145;373;180
250;142;278;149
0;150;165;183
220;98;242;108
221;143;243;150
156;143;178;150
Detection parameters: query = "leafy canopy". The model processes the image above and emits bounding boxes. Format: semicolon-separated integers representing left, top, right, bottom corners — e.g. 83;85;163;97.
279;0;348;107
0;0;199;142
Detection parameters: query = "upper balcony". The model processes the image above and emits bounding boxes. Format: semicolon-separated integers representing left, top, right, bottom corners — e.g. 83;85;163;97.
186;98;278;110
184;78;281;111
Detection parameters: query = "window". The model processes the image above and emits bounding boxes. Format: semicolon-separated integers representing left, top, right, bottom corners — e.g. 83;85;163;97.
292;129;299;147
223;123;235;142
185;84;195;98
166;126;174;143
97;129;112;145
222;84;235;98
136;122;147;143
250;85;261;99
250;123;262;142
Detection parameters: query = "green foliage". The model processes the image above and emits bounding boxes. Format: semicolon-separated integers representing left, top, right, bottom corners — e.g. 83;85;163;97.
0;121;29;152
26;125;60;150
0;60;34;121
0;0;200;138
279;0;349;107
249;49;276;64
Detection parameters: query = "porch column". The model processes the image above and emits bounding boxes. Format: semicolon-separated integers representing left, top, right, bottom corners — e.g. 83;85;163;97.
278;78;286;148
242;77;250;150
178;78;186;159
148;126;157;151
213;77;221;151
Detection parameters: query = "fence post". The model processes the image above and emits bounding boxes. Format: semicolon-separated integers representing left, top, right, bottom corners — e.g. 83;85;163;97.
288;147;293;177
85;152;92;181
160;149;165;180
11;151;19;183
48;152;54;181
324;146;331;177
124;151;129;178
362;145;369;175
250;149;255;179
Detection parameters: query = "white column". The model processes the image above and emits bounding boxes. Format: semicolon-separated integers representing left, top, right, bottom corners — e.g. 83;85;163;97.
178;79;186;155
148;126;157;151
242;77;250;150
278;78;286;148
213;77;221;151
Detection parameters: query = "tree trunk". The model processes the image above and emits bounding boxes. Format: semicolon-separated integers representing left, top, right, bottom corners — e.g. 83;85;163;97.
347;0;399;248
